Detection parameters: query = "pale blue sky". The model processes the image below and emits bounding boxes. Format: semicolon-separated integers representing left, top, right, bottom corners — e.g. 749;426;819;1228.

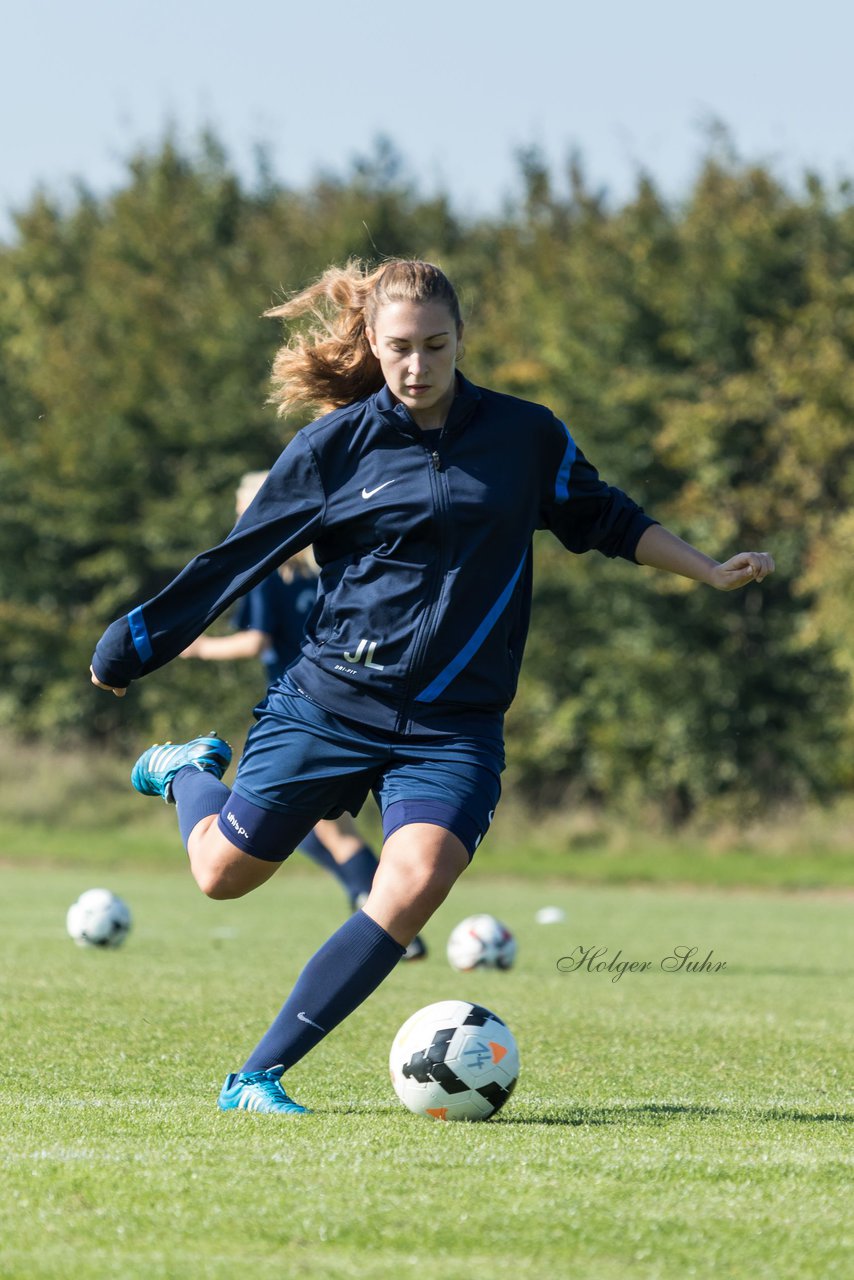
3;0;853;235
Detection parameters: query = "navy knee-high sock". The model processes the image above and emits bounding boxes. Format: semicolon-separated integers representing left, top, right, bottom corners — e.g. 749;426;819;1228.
171;767;229;848
298;833;379;905
297;829;339;874
241;910;405;1075
334;844;379;903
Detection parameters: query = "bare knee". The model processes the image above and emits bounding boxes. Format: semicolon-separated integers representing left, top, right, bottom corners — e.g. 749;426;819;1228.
364;824;470;945
405;858;459;906
186;840;244;898
190;862;251;899
186;834;282;899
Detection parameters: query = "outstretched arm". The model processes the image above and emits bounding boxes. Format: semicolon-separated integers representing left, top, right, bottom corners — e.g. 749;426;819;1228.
180;630;270;661
89;431;325;693
90;628;271;694
635;525;775;591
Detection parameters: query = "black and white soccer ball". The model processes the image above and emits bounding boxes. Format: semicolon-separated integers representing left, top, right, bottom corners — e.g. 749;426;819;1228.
389;1000;519;1121
446;913;517;971
66;888;132;948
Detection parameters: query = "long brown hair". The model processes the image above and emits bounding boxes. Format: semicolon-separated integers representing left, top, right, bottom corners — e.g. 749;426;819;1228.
264;259;462;416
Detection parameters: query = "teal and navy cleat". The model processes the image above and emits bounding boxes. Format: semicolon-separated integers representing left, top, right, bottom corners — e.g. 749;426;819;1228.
130;734;232;803
218;1067;310;1115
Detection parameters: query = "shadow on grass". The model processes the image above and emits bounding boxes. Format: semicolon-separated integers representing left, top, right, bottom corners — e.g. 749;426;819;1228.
320;1101;853;1126
495;1102;854;1127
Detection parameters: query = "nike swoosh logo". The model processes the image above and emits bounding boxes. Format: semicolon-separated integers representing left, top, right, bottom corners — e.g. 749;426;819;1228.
297;1010;326;1032
361;480;397;500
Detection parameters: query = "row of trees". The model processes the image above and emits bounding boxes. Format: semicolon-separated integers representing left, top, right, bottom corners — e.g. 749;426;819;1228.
2;133;852;820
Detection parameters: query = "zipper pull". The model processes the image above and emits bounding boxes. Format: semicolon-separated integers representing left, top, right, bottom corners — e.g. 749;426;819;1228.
430;450;441;471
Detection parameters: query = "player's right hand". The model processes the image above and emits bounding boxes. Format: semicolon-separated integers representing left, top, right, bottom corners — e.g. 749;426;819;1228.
90;665;128;697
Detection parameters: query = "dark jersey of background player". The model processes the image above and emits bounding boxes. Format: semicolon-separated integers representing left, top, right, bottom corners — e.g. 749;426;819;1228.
233;571;317;686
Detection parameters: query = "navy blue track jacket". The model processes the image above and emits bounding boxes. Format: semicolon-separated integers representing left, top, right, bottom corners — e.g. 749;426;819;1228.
92;375;656;735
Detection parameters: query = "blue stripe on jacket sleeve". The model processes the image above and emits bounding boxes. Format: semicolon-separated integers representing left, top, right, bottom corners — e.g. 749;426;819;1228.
127;607;153;664
555;422;577;502
415;552;529;704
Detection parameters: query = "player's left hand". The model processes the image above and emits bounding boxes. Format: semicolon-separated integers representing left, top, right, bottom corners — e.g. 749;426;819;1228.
709;551;775;591
90;665;127;697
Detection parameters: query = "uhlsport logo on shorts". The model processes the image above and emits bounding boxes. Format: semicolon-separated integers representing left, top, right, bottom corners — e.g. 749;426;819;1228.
226;812;250;840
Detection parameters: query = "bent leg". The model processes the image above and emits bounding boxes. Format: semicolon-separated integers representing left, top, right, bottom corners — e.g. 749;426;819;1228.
310;814;381;909
185;816;282;899
362;823;469;946
172;770;311;899
312;813;364;863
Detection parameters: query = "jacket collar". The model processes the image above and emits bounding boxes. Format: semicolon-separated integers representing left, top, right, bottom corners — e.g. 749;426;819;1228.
374;372;482;439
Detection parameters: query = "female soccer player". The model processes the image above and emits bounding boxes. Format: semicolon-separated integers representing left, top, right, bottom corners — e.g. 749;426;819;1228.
179;471;427;957
90;259;774;1115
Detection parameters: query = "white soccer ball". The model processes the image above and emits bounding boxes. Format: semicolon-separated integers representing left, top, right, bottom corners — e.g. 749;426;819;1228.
389;999;519;1121
446;913;517;971
66;888;132;948
535;905;566;925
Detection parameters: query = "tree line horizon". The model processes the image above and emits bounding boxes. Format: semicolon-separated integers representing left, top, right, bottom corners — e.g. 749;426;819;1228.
2;131;852;823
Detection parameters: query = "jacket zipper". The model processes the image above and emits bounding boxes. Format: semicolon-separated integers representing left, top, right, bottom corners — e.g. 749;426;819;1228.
397;443;450;728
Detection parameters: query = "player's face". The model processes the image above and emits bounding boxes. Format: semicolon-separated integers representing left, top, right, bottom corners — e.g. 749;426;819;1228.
367;299;462;429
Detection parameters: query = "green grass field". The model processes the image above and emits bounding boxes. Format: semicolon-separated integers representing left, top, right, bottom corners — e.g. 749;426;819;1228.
1;859;851;1279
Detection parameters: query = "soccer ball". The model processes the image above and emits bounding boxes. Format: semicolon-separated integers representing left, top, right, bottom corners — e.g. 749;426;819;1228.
446;914;517;971
389;1000;519;1121
66;888;132;948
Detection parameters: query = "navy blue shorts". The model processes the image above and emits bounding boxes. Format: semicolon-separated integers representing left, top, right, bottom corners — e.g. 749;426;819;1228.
216;677;504;863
